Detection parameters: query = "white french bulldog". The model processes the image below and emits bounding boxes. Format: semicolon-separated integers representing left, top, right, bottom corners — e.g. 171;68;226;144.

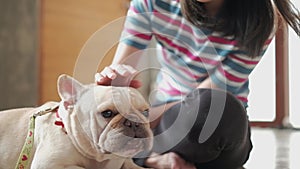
0;74;153;169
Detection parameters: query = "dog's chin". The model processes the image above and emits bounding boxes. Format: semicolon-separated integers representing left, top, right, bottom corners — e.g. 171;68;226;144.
99;137;146;158
114;139;145;157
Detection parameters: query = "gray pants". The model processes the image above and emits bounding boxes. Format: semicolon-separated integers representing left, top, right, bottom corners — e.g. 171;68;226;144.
135;89;252;169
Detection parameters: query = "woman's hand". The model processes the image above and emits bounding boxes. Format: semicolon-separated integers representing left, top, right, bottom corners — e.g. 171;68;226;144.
145;152;196;169
95;64;142;88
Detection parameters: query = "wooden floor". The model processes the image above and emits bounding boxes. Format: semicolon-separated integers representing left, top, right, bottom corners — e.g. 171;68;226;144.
244;127;300;169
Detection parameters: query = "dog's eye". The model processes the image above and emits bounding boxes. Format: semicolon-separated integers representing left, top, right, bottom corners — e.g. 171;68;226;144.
141;110;149;118
101;110;114;118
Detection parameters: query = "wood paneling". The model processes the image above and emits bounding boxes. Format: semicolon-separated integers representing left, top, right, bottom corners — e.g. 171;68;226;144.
40;0;128;103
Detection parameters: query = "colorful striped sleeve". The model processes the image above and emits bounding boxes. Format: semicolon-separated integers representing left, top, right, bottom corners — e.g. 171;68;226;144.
121;0;154;49
210;38;274;94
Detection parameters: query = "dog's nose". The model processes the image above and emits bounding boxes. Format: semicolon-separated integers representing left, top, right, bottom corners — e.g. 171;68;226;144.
123;115;141;129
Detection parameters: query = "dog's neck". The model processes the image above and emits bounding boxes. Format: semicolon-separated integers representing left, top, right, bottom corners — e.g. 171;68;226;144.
57;101;119;162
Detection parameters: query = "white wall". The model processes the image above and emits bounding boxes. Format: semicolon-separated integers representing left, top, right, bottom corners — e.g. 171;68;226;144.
248;1;300;127
247;41;276;121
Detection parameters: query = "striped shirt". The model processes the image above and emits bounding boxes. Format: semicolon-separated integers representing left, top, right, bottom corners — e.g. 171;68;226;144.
121;0;274;107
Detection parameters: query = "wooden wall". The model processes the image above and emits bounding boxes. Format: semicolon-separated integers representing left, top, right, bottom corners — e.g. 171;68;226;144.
40;0;129;103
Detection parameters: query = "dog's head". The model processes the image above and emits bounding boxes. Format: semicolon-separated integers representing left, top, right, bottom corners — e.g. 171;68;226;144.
57;74;153;159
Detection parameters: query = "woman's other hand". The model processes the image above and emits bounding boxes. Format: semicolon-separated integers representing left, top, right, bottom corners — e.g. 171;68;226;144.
145;152;196;169
95;64;142;88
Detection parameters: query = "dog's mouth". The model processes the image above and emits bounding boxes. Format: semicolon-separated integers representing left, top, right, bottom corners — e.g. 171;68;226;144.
98;137;147;157
98;127;153;157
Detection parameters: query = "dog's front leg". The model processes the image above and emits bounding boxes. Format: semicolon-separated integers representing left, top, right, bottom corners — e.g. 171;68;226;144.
31;165;84;169
31;158;84;169
31;155;65;169
30;141;80;169
30;163;64;169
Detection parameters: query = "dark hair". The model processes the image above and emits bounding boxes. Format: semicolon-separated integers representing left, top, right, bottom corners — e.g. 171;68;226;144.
181;0;300;57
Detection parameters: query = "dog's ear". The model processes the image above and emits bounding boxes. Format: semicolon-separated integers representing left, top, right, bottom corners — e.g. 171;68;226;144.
57;74;84;108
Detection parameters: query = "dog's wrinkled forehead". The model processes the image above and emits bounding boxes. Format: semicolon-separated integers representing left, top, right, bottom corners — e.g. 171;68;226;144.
92;86;148;112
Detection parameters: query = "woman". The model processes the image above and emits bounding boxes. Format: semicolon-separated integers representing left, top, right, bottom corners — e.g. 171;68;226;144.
95;0;300;168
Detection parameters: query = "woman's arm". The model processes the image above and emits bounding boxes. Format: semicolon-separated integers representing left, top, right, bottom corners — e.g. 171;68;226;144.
96;0;153;86
196;77;218;89
112;42;141;65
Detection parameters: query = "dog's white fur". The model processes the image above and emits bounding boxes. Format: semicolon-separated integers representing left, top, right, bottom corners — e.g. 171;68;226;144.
0;75;153;169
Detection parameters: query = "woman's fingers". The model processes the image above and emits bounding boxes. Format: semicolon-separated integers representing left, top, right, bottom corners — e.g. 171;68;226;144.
102;66;117;79
145;152;196;169
95;64;141;88
95;66;115;85
95;72;103;82
95;73;111;85
129;79;142;88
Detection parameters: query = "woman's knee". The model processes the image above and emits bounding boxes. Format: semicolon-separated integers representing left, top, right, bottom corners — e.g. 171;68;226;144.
184;88;247;121
183;88;248;142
